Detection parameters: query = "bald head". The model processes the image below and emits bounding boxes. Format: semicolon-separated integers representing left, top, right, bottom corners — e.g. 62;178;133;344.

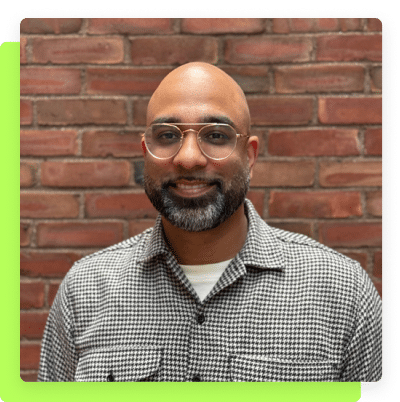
147;62;251;134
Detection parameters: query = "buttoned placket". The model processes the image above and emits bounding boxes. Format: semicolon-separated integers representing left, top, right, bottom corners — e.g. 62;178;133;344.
164;254;248;382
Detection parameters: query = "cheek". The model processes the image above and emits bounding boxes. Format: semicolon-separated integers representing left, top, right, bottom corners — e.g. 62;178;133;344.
143;157;176;187
144;158;174;179
208;157;245;181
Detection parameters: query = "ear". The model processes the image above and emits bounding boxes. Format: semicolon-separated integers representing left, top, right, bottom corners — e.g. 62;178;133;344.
141;135;147;156
247;135;259;179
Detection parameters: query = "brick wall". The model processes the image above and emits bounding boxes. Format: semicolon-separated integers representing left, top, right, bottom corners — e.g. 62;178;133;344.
20;18;382;381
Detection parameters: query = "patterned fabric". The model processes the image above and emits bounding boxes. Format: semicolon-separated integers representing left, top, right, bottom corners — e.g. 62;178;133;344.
37;199;382;382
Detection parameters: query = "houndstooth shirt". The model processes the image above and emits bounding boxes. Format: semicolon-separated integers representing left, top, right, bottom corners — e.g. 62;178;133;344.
37;199;382;382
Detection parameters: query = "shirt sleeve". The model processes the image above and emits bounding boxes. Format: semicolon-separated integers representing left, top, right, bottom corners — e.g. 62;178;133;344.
340;265;382;382
37;272;78;382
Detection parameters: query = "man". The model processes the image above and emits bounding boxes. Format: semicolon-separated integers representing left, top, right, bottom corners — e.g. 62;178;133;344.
38;62;381;382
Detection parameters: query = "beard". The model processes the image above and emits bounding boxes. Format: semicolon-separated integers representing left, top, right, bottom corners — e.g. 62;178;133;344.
144;163;250;232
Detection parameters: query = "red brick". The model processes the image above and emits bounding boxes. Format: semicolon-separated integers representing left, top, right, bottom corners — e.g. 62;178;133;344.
20;162;37;187
373;251;382;278
37;99;127;125
273;19;355;34
275;65;364;93
373;280;382;298
366;191;382;217
251;160;315;187
130;36;218;65
318;19;341;31
21;312;48;339
272;19;290;34
85;192;158;218
367;19;382;32
319;161;382;187
20;165;33;187
267;221;313;238
339;19;363;32
248;97;313;126
41;161;131;188
88;18;174;34
370;67;382;92
20;282;45;309
20;130;78;156
274;18;343;33
48;282;62;307
225;37;312;64
21;372;38;382
316;34;382;62
340;252;368;271
20;37;27;64
269;191;362;218
86;67;171;95
20;68;81;95
287;18;340;32
20;344;41;370
246;190;265;217
37;222;124;248
20;18;82;34
32;37;124;64
132;98;150;126
20;251;82;278
319;222;382;247
318;97;382;124
20;99;32;125
364;128;382;155
128;220;157;237
182;18;264;34
21;223;31;247
82;130;143;157
219;66;269;93
286;19;316;32
20;193;80;218
268;128;359;156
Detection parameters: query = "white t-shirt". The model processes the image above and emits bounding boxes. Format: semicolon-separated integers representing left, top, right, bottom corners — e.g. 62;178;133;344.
180;259;233;301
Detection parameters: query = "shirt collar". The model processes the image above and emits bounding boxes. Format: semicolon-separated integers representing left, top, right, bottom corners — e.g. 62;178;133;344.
239;199;286;271
138;199;286;271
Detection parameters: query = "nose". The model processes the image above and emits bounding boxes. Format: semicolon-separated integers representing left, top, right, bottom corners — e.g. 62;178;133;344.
172;130;208;169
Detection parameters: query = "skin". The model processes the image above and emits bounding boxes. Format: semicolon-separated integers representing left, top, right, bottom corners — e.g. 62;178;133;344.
142;62;259;265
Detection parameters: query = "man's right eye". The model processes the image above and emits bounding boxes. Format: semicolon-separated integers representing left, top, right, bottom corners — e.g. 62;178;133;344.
156;131;181;143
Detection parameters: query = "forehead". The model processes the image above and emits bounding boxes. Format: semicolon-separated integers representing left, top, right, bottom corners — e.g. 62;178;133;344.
147;66;249;128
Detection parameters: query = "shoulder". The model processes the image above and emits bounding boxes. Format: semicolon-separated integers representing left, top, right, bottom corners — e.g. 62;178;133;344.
65;227;153;286
265;224;381;323
267;224;364;289
271;225;355;263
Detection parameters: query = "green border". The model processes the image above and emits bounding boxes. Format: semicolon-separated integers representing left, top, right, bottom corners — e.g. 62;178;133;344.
0;41;361;402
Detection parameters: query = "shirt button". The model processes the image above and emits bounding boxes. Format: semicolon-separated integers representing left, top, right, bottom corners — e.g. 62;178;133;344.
192;375;202;382
197;313;205;324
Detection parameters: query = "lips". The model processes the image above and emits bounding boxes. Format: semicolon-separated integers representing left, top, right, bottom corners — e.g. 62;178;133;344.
169;179;216;198
168;178;215;187
176;181;208;188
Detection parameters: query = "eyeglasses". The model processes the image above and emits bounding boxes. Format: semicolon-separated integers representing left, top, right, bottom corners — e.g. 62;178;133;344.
143;123;249;160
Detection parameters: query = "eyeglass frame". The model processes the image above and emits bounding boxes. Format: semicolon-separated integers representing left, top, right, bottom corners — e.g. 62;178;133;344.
142;122;250;161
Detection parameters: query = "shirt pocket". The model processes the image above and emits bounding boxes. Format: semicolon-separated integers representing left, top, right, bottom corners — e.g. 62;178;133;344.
231;355;341;382
75;345;162;382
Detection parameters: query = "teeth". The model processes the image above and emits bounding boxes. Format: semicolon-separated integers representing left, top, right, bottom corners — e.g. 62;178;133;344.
176;183;208;190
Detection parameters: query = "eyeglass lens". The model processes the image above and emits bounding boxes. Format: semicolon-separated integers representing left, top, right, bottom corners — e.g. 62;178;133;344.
145;124;237;160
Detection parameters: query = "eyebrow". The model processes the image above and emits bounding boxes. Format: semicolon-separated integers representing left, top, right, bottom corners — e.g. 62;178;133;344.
150;115;238;130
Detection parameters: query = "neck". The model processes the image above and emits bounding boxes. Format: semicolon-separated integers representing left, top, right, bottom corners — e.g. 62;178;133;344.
161;204;248;265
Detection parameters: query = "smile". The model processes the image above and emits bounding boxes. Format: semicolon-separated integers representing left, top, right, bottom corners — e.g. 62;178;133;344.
170;181;215;198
